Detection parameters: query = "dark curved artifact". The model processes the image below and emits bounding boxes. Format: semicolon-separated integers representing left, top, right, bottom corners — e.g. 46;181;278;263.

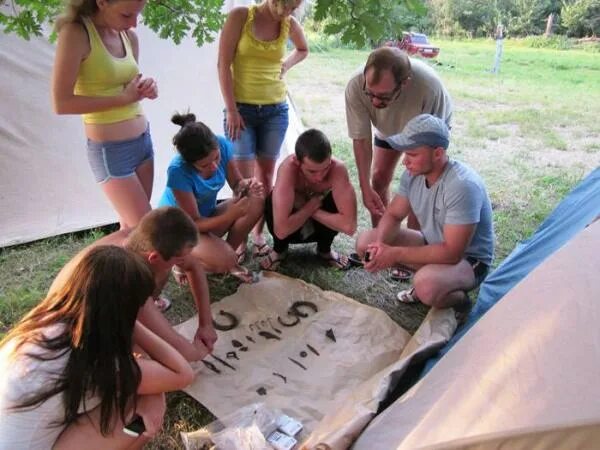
259;331;281;340
277;314;300;327
273;372;287;383
232;339;243;348
299;351;308;358
246;335;256;343
289;301;318;318
202;360;221;374
226;351;239;360
239;346;249;352
212;354;236;371
212;310;239;331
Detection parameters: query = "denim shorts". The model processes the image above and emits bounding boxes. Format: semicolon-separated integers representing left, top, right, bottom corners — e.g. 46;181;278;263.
86;125;154;183
224;102;289;161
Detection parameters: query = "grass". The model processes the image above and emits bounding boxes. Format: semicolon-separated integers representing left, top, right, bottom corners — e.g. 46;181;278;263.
1;38;599;448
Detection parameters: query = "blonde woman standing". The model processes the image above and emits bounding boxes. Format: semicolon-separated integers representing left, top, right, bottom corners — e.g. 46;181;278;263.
52;0;158;231
218;0;308;260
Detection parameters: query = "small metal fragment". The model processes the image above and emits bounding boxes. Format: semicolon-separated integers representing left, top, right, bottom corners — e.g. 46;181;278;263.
211;354;236;371
326;328;336;342
288;357;307;370
226;351;239;360
299;351;308;358
256;387;267;396
212;310;239;331
246;335;256;343
277;314;300;327
232;339;243;348
267;317;282;334
259;331;281;340
273;372;287;383
202;360;221;374
306;344;320;356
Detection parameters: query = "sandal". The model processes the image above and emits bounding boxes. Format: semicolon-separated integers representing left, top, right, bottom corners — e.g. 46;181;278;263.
391;266;413;281
397;288;419;304
171;265;187;285
236;246;247;265
319;251;351;271
260;251;286;271
153;296;172;312
453;294;473;325
230;267;259;284
348;252;364;267
252;242;271;258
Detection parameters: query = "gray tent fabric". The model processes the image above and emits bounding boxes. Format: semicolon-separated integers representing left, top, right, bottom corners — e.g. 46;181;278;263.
0;1;300;247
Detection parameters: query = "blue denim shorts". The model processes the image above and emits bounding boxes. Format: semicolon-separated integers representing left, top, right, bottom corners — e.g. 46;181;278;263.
224;102;289;161
86;125;154;183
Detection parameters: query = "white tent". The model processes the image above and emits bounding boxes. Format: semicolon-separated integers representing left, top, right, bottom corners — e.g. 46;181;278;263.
0;1;301;247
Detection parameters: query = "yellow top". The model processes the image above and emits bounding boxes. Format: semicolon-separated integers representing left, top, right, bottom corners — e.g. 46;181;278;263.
75;17;142;124
232;5;290;105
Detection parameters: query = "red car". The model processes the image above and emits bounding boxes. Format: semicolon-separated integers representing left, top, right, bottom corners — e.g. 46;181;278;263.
384;32;440;59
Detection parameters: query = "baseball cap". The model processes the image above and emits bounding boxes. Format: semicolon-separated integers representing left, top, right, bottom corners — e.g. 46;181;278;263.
385;114;450;151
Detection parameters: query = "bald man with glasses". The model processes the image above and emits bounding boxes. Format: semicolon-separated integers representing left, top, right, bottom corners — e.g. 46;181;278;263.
345;47;453;227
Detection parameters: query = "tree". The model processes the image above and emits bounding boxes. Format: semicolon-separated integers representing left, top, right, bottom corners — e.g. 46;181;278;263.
505;0;562;36
0;0;425;47
561;0;600;36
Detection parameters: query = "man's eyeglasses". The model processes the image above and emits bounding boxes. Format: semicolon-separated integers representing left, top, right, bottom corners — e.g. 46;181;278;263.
363;81;401;103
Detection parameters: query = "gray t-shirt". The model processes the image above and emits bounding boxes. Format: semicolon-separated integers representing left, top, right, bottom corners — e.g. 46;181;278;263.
396;160;494;266
345;58;453;140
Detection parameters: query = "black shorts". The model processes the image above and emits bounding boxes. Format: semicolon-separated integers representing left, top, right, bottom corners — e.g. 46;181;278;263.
374;135;393;150
466;256;490;287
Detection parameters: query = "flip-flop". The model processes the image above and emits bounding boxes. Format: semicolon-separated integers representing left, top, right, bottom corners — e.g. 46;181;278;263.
348;252;364;267
391;266;413;281
319;251;351;271
397;288;419;304
153;296;172;312
252;242;271;257
260;251;286;271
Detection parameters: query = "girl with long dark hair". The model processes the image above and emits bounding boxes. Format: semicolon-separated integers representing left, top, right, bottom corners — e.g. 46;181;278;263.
0;246;193;449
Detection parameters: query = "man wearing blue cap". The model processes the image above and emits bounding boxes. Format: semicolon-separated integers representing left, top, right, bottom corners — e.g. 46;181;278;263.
356;114;494;310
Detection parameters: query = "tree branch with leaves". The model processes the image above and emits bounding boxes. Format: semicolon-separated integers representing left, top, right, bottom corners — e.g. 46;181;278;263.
0;0;425;47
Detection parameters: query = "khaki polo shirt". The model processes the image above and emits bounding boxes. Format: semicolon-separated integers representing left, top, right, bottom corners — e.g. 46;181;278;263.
345;58;453;141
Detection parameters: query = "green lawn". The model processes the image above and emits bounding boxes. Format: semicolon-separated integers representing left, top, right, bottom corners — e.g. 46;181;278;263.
0;39;598;448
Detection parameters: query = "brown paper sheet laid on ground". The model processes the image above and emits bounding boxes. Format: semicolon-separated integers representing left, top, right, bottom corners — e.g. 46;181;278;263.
175;272;456;447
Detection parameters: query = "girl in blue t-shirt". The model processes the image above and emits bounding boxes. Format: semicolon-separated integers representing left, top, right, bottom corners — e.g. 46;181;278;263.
159;112;264;282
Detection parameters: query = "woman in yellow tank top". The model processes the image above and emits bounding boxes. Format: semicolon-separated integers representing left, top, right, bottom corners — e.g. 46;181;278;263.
218;0;308;261
52;0;157;232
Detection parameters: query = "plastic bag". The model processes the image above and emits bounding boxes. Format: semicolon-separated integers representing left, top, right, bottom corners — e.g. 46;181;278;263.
181;402;280;450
